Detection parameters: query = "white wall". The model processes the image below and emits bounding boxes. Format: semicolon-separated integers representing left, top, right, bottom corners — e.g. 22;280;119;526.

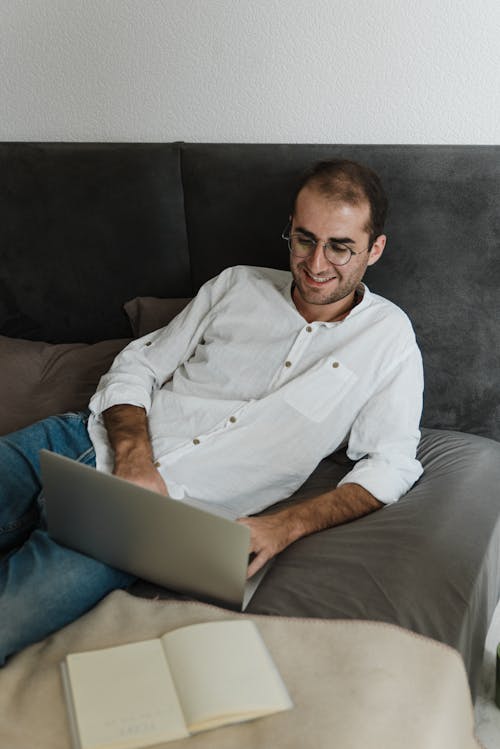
1;0;499;143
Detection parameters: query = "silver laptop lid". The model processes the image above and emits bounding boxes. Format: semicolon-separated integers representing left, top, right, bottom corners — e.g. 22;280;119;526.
40;450;251;610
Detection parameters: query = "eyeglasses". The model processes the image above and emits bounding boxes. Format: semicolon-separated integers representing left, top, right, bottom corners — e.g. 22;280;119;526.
282;223;371;267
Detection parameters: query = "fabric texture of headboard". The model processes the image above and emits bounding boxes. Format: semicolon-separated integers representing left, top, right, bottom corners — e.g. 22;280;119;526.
1;142;498;440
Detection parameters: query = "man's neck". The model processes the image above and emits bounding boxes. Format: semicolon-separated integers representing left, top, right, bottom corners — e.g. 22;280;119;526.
292;285;361;324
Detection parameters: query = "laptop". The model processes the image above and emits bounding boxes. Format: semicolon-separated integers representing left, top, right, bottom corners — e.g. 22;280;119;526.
40;450;268;611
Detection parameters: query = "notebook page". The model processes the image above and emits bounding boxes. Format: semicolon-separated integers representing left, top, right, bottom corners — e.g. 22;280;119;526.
162;620;292;731
64;639;188;749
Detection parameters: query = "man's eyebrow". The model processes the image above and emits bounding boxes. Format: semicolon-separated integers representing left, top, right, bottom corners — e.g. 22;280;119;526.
294;225;356;245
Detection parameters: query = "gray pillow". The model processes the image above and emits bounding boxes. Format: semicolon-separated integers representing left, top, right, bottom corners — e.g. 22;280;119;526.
0;336;130;435
124;297;192;338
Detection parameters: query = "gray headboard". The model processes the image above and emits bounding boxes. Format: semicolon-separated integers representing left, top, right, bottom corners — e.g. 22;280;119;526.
1;143;499;440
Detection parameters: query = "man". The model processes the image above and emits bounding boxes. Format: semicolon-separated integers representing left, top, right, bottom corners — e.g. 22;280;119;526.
0;159;423;663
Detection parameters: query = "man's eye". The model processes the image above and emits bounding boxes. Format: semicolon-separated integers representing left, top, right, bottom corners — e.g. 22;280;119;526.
329;244;350;256
297;236;315;247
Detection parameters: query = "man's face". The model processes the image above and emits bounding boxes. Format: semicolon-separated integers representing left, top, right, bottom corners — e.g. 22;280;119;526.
289;186;386;319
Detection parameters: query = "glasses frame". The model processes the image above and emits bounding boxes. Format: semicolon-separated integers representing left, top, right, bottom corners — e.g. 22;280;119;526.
281;222;372;267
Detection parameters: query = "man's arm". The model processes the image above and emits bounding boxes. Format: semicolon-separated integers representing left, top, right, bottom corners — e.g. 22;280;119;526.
89;270;232;437
238;482;382;577
102;404;168;495
239;337;423;578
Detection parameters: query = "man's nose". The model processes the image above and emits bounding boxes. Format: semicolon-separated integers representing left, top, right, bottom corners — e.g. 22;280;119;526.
307;241;331;273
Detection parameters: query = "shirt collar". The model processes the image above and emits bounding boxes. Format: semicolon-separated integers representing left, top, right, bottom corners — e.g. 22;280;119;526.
282;277;373;326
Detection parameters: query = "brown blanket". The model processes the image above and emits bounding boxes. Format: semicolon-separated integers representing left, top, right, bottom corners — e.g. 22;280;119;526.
0;590;480;748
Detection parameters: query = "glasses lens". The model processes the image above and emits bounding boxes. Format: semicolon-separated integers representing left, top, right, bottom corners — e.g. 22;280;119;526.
325;244;352;266
289;235;316;257
286;232;355;266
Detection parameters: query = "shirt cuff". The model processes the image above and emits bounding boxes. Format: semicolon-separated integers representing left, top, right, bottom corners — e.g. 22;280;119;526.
88;382;152;419
337;455;423;504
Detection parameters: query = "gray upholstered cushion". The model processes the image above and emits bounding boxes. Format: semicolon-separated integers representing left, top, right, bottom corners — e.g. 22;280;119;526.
0;336;129;435
124;297;192;338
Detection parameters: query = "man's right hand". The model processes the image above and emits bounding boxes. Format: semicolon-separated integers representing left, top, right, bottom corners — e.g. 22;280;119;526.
113;456;169;496
102;404;169;496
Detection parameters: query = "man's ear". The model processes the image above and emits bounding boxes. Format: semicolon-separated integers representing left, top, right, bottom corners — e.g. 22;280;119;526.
367;234;386;266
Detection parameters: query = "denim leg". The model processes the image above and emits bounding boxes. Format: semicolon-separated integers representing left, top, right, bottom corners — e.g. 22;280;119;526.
0;413;136;665
0;412;94;551
1;529;134;665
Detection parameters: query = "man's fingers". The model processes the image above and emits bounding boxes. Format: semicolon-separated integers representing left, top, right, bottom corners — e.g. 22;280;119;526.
237;517;280;577
247;549;268;579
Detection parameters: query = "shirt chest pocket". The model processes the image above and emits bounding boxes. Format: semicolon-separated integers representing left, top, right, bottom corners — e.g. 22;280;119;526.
282;358;358;423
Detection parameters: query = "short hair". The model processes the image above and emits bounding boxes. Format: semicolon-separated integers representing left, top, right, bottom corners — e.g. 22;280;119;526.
293;159;388;245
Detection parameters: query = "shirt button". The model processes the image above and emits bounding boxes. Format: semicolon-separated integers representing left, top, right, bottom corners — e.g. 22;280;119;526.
332;361;340;368
193;438;200;445
145;341;152;346
153;461;161;468
285;361;292;368
229;416;237;423
306;326;313;332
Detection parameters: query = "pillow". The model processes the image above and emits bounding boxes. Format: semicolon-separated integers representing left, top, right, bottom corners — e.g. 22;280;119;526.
124;297;192;338
0;336;130;436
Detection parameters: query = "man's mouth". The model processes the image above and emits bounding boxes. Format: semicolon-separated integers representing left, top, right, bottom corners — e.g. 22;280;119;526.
303;268;337;285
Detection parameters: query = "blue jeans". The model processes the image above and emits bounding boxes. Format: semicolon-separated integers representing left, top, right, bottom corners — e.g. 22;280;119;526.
0;412;135;665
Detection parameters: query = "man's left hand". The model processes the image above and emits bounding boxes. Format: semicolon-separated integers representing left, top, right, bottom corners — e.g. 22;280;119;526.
237;511;299;578
236;483;383;579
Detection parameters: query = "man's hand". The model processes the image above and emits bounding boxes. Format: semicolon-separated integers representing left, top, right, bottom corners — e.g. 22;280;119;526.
237;510;302;578
238;483;383;578
113;455;168;496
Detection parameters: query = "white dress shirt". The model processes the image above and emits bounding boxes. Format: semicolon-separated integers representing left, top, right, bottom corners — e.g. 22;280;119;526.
88;266;423;519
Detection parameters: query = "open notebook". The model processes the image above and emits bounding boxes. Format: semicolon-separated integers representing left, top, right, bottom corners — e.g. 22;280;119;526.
60;619;292;749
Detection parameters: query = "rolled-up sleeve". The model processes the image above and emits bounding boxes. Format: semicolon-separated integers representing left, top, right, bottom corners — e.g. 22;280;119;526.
88;270;230;419
337;345;424;504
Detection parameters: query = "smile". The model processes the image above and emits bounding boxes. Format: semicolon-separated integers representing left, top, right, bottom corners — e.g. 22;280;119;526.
303;268;337;284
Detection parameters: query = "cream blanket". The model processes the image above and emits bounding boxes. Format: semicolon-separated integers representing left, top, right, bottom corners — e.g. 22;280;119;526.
0;590;480;749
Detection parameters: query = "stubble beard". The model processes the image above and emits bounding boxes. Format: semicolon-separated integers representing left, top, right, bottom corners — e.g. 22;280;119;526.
292;263;361;307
